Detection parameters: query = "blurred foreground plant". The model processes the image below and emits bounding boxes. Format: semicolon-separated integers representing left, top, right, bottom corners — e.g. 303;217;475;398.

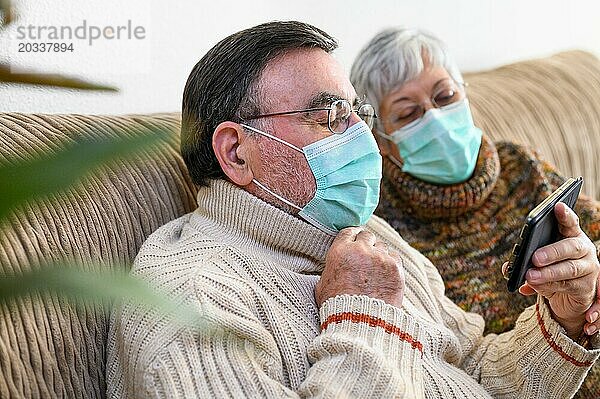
0;126;204;329
0;2;204;328
0;1;203;329
0;265;201;327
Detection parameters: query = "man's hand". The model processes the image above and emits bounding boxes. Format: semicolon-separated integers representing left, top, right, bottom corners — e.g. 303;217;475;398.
518;202;600;340
583;284;600;336
315;227;404;308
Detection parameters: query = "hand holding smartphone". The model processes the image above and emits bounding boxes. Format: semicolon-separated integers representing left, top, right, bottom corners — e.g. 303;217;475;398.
505;177;584;292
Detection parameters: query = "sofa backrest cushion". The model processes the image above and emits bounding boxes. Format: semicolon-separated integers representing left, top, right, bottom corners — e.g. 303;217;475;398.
466;50;600;199
0;113;197;398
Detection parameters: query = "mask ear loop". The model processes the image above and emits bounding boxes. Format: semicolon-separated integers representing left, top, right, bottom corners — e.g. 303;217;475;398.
239;124;304;211
374;130;404;170
240;124;302;153
252;179;302;211
386;154;404;169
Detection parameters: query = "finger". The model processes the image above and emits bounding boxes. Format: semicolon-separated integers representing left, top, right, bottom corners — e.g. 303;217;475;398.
584;293;600;335
355;230;377;246
527;277;591;297
518;282;537;296
584;319;599;335
555;202;582;238
388;250;405;269
585;277;600;324
334;227;363;243
532;237;589;267
527;258;592;284
501;261;509;278
396;257;406;291
585;300;600;324
374;240;388;251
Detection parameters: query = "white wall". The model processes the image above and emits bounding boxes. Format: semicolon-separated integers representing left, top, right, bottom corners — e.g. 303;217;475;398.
1;0;599;114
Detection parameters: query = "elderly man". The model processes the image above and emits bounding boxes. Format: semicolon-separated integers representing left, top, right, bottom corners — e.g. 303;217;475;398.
106;21;600;398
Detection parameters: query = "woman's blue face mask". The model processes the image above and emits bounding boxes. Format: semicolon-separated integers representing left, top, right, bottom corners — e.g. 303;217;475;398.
379;98;483;185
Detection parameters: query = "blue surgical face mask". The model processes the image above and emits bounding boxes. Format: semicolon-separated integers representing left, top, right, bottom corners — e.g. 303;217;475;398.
380;98;482;185
240;121;382;235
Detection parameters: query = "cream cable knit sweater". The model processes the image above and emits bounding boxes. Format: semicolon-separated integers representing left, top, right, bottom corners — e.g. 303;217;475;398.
106;180;599;398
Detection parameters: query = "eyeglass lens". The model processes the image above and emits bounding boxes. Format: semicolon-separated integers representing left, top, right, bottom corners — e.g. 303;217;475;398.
328;100;350;133
394;80;464;127
329;100;376;133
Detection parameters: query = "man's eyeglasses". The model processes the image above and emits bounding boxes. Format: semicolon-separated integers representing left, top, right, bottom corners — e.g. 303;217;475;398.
390;80;467;128
242;99;377;134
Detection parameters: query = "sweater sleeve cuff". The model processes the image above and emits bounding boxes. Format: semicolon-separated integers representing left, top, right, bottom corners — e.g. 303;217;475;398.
319;294;424;361
532;295;600;365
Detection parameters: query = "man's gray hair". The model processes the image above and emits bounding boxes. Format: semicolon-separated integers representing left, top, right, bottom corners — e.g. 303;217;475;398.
181;21;337;186
350;27;463;130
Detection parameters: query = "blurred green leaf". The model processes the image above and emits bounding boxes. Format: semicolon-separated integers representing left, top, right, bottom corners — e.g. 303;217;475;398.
0;127;167;221
0;265;207;329
0;64;119;91
0;0;211;339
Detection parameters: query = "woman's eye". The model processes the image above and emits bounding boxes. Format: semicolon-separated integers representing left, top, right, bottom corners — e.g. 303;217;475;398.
435;90;457;106
396;109;417;121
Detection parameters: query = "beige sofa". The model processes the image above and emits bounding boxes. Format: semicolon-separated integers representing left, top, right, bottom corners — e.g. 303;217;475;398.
1;50;599;398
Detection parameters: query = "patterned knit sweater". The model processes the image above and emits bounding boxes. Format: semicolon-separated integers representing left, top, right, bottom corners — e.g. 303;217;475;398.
376;135;600;397
106;179;599;398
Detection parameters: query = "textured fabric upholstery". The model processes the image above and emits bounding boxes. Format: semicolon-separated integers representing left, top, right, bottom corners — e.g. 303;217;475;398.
0;113;197;398
466;50;600;199
0;50;599;398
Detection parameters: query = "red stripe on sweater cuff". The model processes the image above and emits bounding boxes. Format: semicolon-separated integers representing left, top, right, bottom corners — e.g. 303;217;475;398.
321;312;423;355
536;303;593;367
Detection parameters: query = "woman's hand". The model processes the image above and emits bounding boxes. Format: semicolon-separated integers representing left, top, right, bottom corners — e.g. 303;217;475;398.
580;263;600;336
518;202;600;340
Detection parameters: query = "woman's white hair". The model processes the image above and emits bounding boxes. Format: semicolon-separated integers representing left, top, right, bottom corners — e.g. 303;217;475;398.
350;27;463;130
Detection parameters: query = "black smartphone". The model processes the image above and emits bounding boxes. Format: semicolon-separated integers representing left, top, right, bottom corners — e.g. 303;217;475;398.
505;176;583;292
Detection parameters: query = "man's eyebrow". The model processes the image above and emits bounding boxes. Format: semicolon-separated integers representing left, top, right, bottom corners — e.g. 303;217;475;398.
306;92;346;109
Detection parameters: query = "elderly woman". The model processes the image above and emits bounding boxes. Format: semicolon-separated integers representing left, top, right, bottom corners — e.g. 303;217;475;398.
351;28;600;397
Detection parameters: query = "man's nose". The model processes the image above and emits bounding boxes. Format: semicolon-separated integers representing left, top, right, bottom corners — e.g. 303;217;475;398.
349;112;361;125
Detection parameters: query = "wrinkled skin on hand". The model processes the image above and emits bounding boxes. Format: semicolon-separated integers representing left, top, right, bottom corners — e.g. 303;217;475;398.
316;227;405;309
503;203;600;340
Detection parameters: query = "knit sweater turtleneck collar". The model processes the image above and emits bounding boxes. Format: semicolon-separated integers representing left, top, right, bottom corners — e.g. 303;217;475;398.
193;179;334;272
380;135;501;220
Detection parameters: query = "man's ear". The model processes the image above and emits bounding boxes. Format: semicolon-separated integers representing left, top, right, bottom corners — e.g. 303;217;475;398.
212;121;254;186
